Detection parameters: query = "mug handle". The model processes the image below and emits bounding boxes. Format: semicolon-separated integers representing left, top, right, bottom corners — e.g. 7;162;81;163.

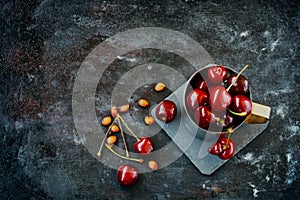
245;102;271;124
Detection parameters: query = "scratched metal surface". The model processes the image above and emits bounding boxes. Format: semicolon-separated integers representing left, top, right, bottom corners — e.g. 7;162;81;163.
1;0;299;199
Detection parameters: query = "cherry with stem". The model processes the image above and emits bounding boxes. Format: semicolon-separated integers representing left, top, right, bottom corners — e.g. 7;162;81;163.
226;64;249;92
97;114;145;162
119;115;154;155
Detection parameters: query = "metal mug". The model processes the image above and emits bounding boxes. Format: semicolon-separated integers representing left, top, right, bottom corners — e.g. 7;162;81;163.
183;64;271;139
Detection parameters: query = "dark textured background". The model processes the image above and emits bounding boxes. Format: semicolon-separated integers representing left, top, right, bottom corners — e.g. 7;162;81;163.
1;0;299;199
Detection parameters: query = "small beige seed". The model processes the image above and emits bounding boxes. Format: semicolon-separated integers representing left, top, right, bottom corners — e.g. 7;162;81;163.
107;135;117;145
144;116;155;125
148;160;158;171
138;99;149;108
110;124;120;133
101;116;112;126
154;82;166;92
119;104;130;113
110;106;118;117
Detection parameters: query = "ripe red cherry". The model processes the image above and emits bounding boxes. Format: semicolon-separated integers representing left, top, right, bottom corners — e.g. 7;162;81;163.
227;74;249;95
117;164;139;186
218;137;235;160
134;137;154;155
194;106;216;128
209;86;232;112
155;100;177;123
186;89;209;109
231;95;252;115
207;66;227;84
208;137;235;160
195;79;208;91
216;113;234;128
223;113;234;128
208;141;223;155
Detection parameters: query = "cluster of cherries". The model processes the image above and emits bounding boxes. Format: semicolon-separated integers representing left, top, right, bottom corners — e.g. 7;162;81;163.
185;65;252;159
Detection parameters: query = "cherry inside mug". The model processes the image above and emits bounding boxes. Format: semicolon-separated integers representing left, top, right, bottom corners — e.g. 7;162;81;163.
183;64;255;134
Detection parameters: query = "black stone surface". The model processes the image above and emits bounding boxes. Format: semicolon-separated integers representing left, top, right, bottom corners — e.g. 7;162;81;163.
1;0;299;199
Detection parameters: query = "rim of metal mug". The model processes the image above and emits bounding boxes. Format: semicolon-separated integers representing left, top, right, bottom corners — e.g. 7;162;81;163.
183;64;252;135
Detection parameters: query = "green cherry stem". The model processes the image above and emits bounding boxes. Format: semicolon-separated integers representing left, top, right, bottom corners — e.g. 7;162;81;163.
105;144;143;163
228;108;248;116
226;64;249;92
117;115;130;158
118;115;140;142
224;128;234;150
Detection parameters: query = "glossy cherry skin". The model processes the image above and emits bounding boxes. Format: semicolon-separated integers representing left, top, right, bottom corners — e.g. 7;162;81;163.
194;106;216;129
230;95;252;115
216;113;234;128
218;137;235;160
134;137;154;155
155;100;177;123
186;89;209;109
207;66;227;84
227;74;249;95
208;137;235;160
117;164;139;187
209;86;232;112
208;141;223;155
195;79;208;91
